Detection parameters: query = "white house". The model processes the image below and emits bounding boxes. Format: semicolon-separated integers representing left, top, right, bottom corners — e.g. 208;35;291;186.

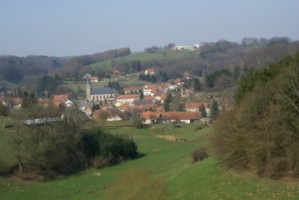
115;94;140;104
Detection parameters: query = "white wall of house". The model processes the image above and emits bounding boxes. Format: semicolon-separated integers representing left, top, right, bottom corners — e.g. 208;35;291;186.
116;97;138;104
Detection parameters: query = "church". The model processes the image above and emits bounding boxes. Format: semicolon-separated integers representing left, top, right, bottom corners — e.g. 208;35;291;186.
86;80;116;103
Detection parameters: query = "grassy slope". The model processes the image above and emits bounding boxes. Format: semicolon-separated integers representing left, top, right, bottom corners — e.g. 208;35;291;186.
61;50;200;93
0;122;298;200
86;50;200;70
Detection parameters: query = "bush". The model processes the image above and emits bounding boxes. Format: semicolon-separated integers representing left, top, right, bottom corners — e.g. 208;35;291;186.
133;116;145;128
191;147;209;164
212;53;299;178
84;129;138;167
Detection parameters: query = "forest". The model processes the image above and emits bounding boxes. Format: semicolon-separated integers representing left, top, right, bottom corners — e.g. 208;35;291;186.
1;37;299;98
213;52;299;178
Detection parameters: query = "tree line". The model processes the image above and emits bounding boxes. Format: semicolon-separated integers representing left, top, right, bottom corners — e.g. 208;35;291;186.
2;105;138;180
212;52;299;178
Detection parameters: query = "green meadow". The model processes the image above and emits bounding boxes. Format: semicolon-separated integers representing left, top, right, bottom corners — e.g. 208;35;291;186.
0;120;298;200
86;50;200;70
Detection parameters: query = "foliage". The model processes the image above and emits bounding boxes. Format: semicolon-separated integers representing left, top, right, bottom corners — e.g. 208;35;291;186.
191;147;209;164
106;81;122;93
1;124;299;199
206;69;232;88
199;104;207;118
82;128;138;168
164;92;172;111
210;101;219;119
133;116;145;129
35;75;62;97
7;106;138;180
139;74;157;83
193;77;202;91
213;53;299;178
22;91;38;108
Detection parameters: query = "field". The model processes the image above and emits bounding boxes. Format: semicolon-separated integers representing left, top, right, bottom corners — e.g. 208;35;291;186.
0;120;298;200
87;50;200;70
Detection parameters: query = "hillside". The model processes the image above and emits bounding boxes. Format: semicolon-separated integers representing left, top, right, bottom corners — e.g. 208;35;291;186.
0;122;299;199
213;52;299;178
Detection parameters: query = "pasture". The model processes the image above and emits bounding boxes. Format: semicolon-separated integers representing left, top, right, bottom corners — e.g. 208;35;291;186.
0;121;298;200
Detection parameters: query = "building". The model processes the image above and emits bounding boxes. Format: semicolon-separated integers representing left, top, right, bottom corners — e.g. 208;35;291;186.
144;68;156;75
185;102;208;112
90;76;99;82
86;81;116;103
123;86;142;94
140;111;200;124
116;94;140;104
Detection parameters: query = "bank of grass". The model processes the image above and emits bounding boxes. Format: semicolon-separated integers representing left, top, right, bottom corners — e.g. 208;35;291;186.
0;122;298;200
87;50;200;70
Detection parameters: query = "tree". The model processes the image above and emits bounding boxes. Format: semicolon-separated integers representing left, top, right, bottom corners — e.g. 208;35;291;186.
139;90;144;99
210;101;219;119
164;93;172;111
212;53;299;178
22;91;37;108
199;104;207;118
193;78;202;91
99;111;109;125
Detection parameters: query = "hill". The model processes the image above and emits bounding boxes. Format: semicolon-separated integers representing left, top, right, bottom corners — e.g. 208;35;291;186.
213;52;299;178
1;122;299;199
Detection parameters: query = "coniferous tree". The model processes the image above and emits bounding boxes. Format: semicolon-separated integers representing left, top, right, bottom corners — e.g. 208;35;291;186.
210;101;219;119
164;93;172;111
193;78;202;91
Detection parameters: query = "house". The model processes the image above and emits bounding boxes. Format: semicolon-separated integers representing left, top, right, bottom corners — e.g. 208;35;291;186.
140;111;200;124
64;100;74;108
112;69;120;76
143;84;158;96
185;102;208;112
163;112;200;124
180;88;192;98
123;86;142;94
92;110;122;122
172;45;195;51
144;68;156;75
90;76;99;82
53;94;69;107
11;97;22;109
38;98;51;108
174;78;184;86
140;111;162;124
116;94;140;105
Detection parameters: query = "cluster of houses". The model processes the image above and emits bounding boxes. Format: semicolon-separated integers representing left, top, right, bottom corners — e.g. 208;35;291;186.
0;67;216;125
171;43;204;51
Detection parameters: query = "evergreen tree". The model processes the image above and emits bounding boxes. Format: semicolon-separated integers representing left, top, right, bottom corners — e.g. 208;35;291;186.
164;93;172;111
139;90;144;99
199;104;207;117
210;101;219;119
22;91;37;108
193;78;202;91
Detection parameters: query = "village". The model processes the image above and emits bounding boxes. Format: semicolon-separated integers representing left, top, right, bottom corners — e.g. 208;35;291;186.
0;66;222;126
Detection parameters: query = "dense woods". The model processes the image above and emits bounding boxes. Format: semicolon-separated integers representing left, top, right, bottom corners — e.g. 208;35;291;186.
4;106;138;180
213;53;299;178
1;38;299;97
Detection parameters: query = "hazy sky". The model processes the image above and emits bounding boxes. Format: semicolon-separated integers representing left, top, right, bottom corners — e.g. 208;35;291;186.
1;0;298;57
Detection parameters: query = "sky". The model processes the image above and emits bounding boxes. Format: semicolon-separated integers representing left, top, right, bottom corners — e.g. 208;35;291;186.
0;0;299;57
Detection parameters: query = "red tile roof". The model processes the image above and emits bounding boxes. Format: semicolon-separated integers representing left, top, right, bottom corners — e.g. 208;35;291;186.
53;95;69;107
116;94;140;99
140;111;200;120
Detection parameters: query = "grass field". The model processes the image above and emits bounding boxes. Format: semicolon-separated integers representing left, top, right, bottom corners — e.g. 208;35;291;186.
0;120;298;200
86;50;200;70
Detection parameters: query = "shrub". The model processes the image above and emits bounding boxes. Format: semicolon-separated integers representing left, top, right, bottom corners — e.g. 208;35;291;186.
212;53;299;178
191;147;209;164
